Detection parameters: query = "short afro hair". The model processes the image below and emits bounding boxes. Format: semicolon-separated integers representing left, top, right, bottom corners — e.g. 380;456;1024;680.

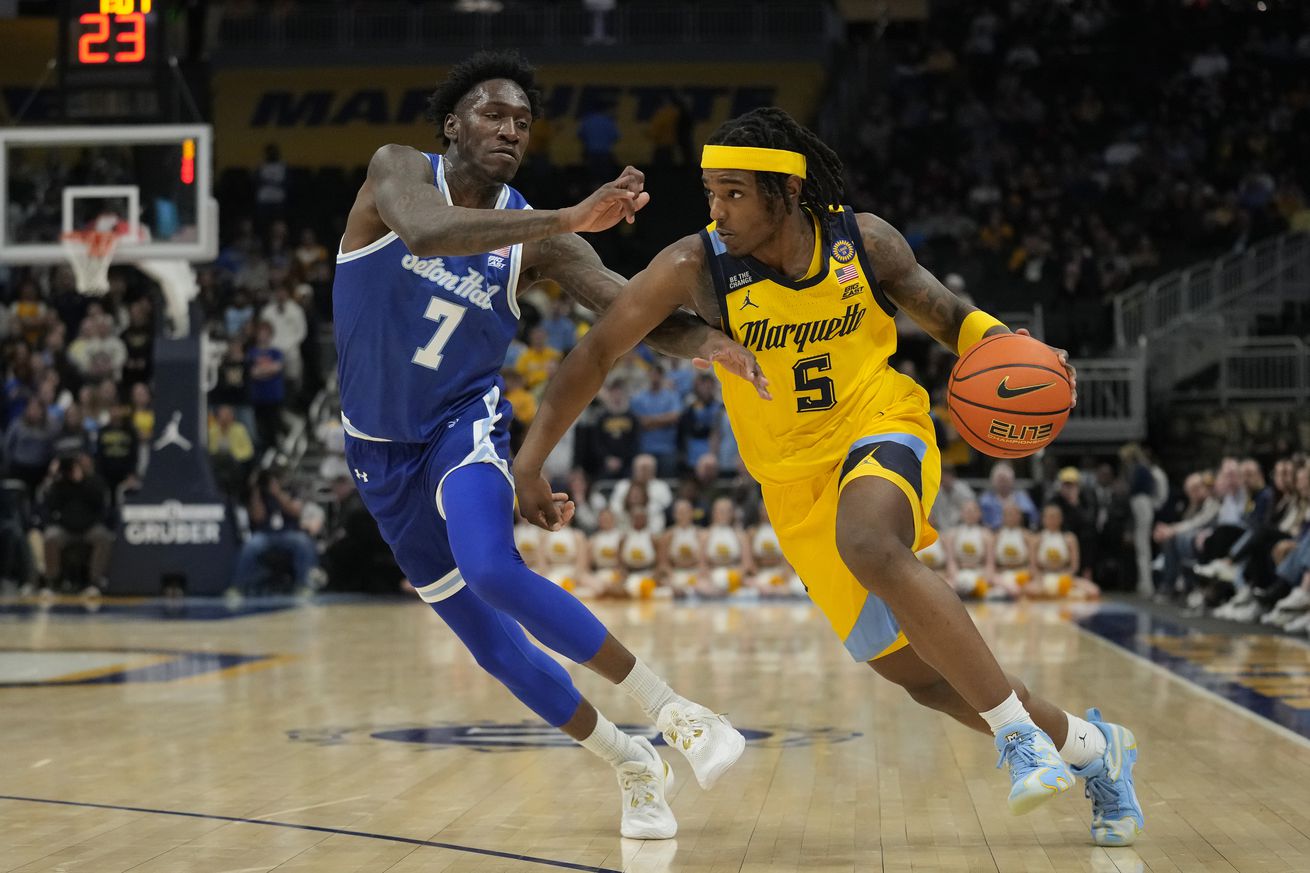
425;50;544;145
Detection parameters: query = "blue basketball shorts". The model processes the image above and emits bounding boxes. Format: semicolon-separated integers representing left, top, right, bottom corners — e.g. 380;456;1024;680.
344;385;513;605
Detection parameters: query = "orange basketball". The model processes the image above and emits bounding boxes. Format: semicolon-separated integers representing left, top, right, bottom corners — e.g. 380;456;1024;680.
948;333;1072;458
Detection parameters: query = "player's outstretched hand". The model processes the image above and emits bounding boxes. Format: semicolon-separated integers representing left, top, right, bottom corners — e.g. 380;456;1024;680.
564;166;652;234
1014;328;1077;408
693;334;772;400
515;471;576;532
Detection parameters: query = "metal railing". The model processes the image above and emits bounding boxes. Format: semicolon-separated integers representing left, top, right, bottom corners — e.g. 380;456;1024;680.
1061;350;1147;443
214;2;836;55
1173;336;1310;406
1113;232;1310;348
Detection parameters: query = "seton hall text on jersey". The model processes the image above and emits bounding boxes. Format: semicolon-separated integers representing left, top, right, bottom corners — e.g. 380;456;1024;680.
401;254;501;310
739;303;866;353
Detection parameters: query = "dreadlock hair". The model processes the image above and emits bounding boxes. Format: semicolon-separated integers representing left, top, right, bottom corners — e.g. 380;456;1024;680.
425;50;544;145
705;107;845;224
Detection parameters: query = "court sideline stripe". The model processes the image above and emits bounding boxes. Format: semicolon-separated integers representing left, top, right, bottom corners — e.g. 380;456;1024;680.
1072;621;1310;751
0;794;622;873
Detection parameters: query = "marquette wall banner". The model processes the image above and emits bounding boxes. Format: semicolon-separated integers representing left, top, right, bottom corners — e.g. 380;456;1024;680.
213;62;824;169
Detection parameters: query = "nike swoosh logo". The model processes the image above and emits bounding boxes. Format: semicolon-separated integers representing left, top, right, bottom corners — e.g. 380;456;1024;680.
997;376;1056;399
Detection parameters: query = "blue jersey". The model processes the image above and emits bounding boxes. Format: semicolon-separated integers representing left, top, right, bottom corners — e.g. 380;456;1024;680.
333;152;528;444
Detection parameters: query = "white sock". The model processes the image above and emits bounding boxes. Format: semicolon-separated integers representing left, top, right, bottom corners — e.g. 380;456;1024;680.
979;691;1036;735
1059;713;1108;768
578;711;646;767
619;658;686;722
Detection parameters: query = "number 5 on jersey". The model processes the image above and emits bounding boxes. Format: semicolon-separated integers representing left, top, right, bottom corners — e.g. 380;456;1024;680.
793;353;836;412
412;297;466;371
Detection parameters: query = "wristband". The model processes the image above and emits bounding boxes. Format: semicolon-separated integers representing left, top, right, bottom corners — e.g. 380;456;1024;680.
957;310;1007;356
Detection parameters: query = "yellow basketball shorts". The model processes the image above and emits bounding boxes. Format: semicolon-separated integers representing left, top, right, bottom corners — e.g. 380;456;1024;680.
761;412;941;663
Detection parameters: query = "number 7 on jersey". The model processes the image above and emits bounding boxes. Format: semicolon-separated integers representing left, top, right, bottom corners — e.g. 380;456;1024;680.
412;297;466;371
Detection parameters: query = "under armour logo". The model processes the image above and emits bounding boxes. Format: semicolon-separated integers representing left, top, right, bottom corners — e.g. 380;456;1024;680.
152;411;193;453
354;468;368;483
739;288;759;310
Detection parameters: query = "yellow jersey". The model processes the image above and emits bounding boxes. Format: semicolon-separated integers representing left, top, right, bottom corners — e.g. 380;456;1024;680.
702;207;928;486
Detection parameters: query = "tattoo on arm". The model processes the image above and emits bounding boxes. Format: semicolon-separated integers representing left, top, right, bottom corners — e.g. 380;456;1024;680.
528;233;723;360
860;212;977;351
879;267;974;350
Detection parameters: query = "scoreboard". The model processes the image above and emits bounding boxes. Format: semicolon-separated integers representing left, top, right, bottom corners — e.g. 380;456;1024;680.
59;0;169;120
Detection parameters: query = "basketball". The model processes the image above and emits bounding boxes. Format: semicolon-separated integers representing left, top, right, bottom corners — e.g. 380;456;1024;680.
948;333;1072;458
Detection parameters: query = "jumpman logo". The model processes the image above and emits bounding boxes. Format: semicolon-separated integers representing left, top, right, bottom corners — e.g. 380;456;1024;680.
152;411;193;453
739;288;759;310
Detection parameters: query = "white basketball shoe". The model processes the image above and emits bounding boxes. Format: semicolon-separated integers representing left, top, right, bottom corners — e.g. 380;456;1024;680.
617;736;677;840
657;701;747;790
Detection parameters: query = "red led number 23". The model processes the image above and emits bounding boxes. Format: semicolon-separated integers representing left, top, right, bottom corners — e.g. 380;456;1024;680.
78;13;146;64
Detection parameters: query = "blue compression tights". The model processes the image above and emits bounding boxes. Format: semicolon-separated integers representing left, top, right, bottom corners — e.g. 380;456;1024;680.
427;463;611;726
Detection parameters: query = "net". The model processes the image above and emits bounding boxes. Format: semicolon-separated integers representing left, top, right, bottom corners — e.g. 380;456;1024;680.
60;229;120;296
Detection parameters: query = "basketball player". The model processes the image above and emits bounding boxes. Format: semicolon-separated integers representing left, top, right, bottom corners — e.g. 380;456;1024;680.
333;51;752;839
515;108;1145;846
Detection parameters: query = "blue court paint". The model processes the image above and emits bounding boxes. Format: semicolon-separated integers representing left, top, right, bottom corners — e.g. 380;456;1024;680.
0;794;622;873
1078;605;1310;741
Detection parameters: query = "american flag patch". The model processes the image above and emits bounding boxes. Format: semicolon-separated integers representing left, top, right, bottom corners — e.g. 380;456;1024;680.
491;246;511;258
835;264;859;284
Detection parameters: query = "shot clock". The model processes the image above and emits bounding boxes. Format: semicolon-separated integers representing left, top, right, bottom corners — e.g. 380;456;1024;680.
71;0;158;67
59;0;170;120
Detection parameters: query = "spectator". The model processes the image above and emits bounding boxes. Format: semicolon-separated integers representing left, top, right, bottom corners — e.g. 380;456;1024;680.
209;405;255;498
577;105;619;185
539;298;578;355
1089;461;1134;591
515;325;561;390
209;337;255;436
51;404;94;460
10;279;51;348
609;453;673;534
678;373;720;472
255;143;288;230
5;397;56;493
129;382;154;441
931;464;976;530
260;283;307;390
119;298;154;389
224;291;255;339
40;456;113;595
67;313;127;383
630;366;682;476
586;381;638;478
1050;466;1095;579
230;468;318;595
246;320;286;450
683;453;733;525
978;461;1037;529
95;403;139;497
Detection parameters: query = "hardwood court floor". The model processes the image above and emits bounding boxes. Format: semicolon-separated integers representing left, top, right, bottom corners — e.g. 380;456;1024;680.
3;596;1310;873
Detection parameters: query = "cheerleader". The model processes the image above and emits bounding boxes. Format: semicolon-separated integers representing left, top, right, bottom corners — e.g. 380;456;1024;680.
659;498;705;596
541;520;593;596
991;502;1031;599
620;505;665;599
1028;504;1100;599
703;496;752;596
587;507;625;596
944;499;995;599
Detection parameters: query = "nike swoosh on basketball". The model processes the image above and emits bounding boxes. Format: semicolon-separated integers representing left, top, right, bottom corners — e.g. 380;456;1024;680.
996;376;1056;399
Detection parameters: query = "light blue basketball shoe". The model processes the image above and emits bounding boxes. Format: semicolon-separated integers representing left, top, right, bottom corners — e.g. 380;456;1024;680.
1071;708;1144;846
994;722;1075;814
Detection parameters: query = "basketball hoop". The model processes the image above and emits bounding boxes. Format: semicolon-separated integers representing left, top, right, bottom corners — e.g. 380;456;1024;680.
60;229;119;296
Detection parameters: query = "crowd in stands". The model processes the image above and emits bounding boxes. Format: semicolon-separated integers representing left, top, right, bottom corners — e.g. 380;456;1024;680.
847;0;1310;355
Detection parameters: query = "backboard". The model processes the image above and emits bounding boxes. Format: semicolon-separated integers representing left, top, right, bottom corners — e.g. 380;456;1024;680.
0;124;217;265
